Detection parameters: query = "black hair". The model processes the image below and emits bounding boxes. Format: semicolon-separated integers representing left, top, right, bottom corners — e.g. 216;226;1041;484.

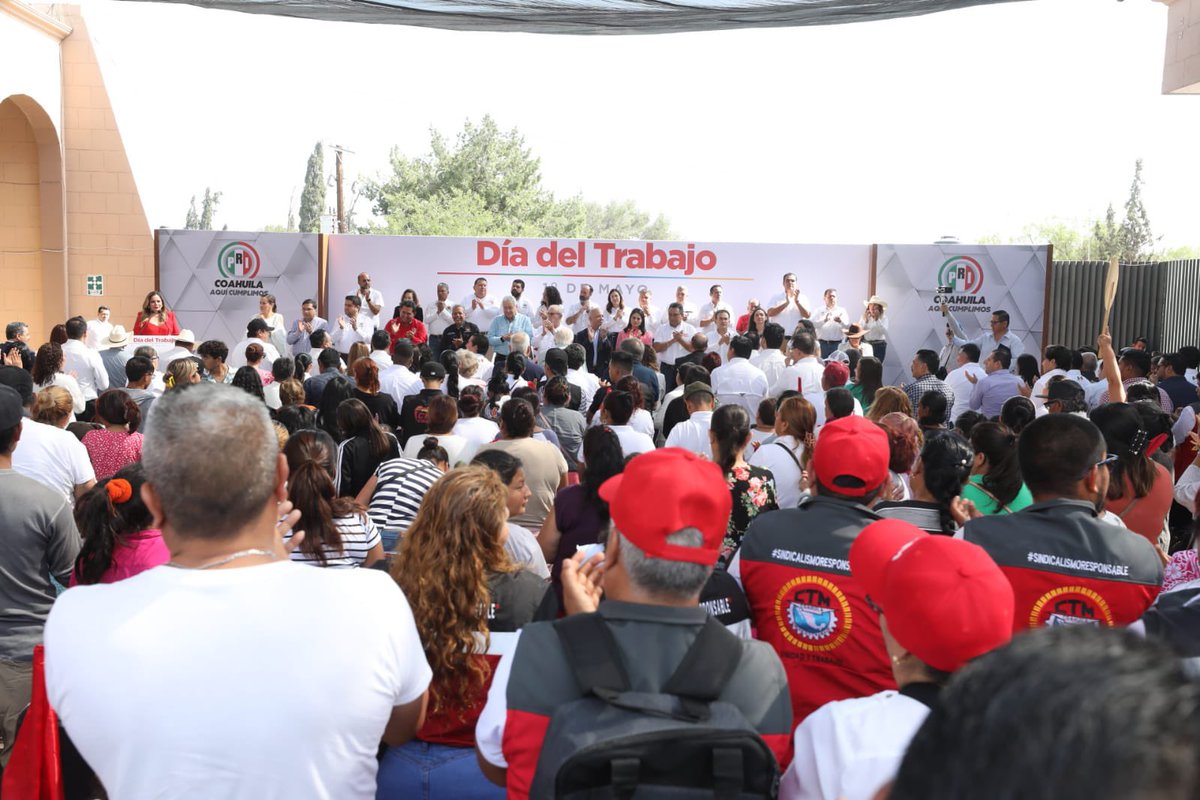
918;432;973;535
1178;345;1200;370
196;340;228;362
582;425;624;522
729;335;753;360
604;390;635;425
511;385;541;416
439;349;460;398
72;464;154;585
756;397;776;427
999;396;1035;434
344;294;362;308
472;448;523;485
469;332;491;353
1018;414;1105;498
826;387;855;421
918;389;948;427
845;347;862;378
317;347;342;370
231;366;265;401
500;396;536;438
416;436;449;466
271;357;294;383
890;626;1200;800
125;355;154;384
274;404;317;434
458;385;485;418
309;329;329;350
565;343;587;371
293;352;312;379
915;349;940;375
856;357;883;405
990;348;1012;370
710;404;751;474
392;339;415;364
762;322;785;350
95;389;141;433
1091;402;1158;501
545;376;571;406
505;352;527;381
542;286;563;307
1120;349;1152;377
65;317;87;340
791;332;816;356
317;375;354;440
283;430;361;566
609;351;635;375
960;343;981;363
371;330;391;352
969;422;1022;508
1016;354;1040;387
337;397;392;458
1044;344;1071;371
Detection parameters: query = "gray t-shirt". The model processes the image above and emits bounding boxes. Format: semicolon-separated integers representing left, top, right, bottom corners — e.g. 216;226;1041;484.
0;468;81;661
540;405;587;470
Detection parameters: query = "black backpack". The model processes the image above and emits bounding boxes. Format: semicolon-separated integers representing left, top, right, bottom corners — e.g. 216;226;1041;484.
531;613;779;799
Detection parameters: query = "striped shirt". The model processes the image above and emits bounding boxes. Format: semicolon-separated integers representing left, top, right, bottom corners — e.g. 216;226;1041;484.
366;457;444;531
284;514;381;568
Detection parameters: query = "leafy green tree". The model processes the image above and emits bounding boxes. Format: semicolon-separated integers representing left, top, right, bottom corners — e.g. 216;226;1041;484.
197;188;222;231
184;196;199;229
299;143;325;233
364;116;674;239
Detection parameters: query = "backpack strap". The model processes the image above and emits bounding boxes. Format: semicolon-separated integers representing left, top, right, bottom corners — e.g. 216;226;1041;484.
553;613;631;701
661;617;743;720
772;440;803;471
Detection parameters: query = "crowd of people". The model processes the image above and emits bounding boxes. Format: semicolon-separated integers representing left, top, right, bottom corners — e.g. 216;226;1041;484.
1;272;1199;800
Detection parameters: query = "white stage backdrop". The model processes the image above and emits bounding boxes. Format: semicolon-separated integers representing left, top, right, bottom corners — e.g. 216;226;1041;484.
158;230;320;351
326;235;871;337
874;244;1049;384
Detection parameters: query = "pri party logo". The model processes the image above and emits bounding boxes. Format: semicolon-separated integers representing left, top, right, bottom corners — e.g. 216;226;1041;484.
938;255;985;296
217;241;261;280
774;575;853;653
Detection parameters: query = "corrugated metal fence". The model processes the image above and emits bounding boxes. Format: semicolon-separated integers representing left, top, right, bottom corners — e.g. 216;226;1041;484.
1047;259;1199;351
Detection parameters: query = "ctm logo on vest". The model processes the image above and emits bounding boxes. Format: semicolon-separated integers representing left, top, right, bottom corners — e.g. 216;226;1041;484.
217;242;261;280
938;256;984;296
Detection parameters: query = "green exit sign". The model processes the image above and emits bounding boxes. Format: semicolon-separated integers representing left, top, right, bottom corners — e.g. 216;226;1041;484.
86;275;104;296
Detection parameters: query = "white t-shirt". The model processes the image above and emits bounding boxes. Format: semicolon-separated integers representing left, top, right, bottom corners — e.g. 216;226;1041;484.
506;522;550;579
749;435;805;510
45;560;432;800
85;318;113;350
226;338;282;370
453;416;500;452
664;410;714;459
62;339;108;401
12;419;95;500
606;424;656;458
401;431;477;466
780;689;930;800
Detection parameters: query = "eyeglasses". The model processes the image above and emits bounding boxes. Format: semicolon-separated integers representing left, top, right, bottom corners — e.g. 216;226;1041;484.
1075;453;1119;480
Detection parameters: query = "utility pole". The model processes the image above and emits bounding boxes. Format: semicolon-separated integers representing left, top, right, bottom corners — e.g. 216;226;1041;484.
331;144;355;234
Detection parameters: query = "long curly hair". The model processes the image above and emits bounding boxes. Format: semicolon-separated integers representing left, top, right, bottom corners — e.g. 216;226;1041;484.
32;342;64;386
390;467;513;717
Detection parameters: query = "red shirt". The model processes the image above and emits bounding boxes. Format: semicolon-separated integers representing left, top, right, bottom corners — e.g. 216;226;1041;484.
133;310;181;336
384;317;428;347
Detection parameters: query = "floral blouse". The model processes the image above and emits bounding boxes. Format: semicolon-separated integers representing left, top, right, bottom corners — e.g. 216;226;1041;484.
722;464;778;564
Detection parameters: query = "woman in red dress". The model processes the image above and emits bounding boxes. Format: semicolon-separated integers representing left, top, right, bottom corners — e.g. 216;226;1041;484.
133;290;181;336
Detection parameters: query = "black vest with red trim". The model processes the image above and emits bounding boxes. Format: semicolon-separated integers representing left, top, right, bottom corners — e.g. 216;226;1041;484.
735;496;895;727
963;499;1162;631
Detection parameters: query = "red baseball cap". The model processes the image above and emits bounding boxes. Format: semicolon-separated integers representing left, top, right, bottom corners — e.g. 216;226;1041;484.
599;448;732;566
811;416;890;496
823;361;850;388
851;521;1013;673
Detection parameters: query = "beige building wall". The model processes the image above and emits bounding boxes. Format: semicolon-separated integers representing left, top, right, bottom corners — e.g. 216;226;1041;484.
1161;0;1200;93
60;7;155;332
1;2;153;343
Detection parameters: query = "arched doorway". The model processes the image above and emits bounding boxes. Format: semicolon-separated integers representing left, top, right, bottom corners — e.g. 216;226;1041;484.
0;94;65;343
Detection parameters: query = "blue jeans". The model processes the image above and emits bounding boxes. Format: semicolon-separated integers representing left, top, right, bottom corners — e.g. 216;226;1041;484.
376;740;504;800
819;339;840;359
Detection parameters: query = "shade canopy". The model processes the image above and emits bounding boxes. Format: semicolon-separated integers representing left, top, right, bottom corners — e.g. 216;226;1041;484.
116;0;1027;35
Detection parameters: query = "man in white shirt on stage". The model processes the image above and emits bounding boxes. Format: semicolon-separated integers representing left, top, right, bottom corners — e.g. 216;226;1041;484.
673;285;700;324
942;303;1025;364
712;335;769;413
766;272;811;336
331;295;375;357
653;303;697;391
565;284;596;334
85;306;112;350
510;279;538;322
463;277;501;330
705;310;736;360
637;288;660;330
811;288;850;359
698;284;734;330
354;272;385;330
423;283;454;355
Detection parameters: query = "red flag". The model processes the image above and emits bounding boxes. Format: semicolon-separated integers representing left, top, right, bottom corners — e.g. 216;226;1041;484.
1;645;64;800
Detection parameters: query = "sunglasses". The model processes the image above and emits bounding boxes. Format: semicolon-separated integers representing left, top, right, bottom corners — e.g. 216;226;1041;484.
1074;453;1119;480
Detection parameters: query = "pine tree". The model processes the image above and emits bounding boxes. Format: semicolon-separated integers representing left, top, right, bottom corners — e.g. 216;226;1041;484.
199;188;222;231
299;143;325;233
1120;158;1155;261
184;196;200;229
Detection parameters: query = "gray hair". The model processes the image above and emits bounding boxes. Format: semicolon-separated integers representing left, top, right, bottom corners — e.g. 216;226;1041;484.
143;383;278;539
510;331;530;354
613;527;712;600
548;304;564;316
1081;352;1098;371
553;326;574;348
437;282;449;290
619;337;645;359
501;295;517;307
456;349;479;377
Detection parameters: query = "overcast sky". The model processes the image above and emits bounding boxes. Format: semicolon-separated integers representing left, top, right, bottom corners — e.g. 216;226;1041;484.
77;0;1199;247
